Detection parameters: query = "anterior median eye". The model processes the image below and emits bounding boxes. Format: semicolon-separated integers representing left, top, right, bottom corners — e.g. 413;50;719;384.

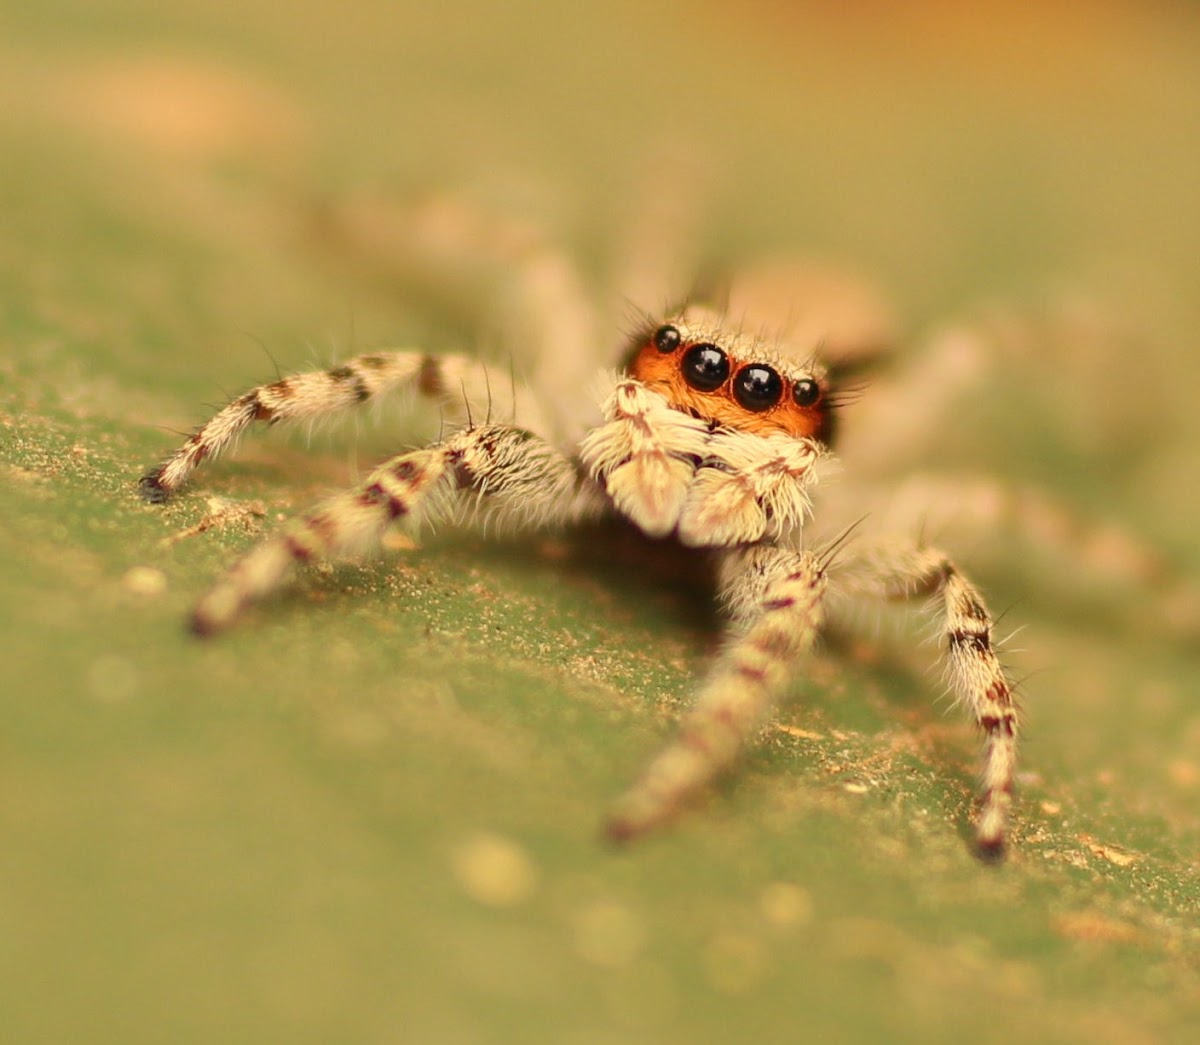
792;377;821;407
653;325;681;353
681;343;729;391
733;365;782;411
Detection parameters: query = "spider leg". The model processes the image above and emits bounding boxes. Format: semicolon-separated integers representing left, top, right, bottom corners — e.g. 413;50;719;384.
840;540;1018;859
826;471;1200;641
606;140;711;326
720;257;898;380
606;544;827;842
832;324;995;475
190;423;601;635
312;192;602;441
139;350;552;503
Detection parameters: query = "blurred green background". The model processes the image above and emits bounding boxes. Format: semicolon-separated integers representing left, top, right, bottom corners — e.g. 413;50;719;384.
2;1;1199;1042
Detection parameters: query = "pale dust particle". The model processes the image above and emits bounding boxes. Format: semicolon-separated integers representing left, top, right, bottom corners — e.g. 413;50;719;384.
4;464;41;484
759;882;813;929
842;781;870;795
702;932;767;994
1161;584;1200;637
571;901;645;968
1079;836;1139;867
1053;912;1141;944
449;833;539;908
535;538;570;562
86;654;140;703
122;565;167;596
381;530;418;552
829;917;905;962
1082;523;1158;583
1039;800;1062;815
775;723;823;741
1167;760;1199;790
847;639;884;666
161;497;266;545
55;56;307;161
327;710;390;749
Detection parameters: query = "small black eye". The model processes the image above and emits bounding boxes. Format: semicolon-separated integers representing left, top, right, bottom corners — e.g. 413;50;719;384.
792;378;821;407
681;343;729;391
733;365;783;411
653;325;681;353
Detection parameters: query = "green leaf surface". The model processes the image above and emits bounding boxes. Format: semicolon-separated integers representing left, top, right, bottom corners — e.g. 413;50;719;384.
2;3;1199;1043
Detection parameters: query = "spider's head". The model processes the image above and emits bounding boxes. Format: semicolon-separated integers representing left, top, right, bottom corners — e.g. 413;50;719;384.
625;307;836;445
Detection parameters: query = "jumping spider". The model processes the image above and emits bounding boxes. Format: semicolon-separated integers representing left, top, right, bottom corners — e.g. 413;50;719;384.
140;195;1027;857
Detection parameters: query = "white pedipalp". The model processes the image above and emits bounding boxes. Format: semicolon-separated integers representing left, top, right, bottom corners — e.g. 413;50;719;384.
578;374;710;538
677;429;826;548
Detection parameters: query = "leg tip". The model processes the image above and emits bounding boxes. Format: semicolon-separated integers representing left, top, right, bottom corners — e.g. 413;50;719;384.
189;587;244;638
974;834;1007;865
603;794;681;846
188;612;216;638
602;816;639;847
138;472;171;504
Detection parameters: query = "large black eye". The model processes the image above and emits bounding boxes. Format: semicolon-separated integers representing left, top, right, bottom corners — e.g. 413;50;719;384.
733;365;783;411
653;325;681;353
681;343;730;391
792;378;821;407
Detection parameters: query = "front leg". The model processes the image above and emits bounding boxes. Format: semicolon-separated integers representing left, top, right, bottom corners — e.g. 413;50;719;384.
606;544;828;841
842;541;1019;859
139;350;552;503
191;424;599;635
827;471;1200;642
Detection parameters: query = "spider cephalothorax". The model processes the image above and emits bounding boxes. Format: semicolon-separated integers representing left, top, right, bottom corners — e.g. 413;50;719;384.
577;322;830;550
139;203;1026;859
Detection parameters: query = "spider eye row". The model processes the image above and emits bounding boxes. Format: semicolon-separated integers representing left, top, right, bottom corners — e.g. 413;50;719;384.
654;325;822;412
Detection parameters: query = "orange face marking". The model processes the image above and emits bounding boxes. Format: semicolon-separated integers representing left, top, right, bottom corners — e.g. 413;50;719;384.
627;332;833;443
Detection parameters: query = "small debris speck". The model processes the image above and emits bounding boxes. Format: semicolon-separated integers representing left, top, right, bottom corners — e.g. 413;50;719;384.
1080;836;1138;867
86;654;139;703
161;497;266;546
775;724;823;741
1053;911;1140;944
571;901;645;967
449;832;539;908
759;882;813;929
1167;760;1199;790
122;565;167;596
702;932;767;994
381;530;418;552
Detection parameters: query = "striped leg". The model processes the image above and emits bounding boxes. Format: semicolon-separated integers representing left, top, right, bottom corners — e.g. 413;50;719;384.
827;471;1200;642
313;192;602;441
606;545;827;841
845;542;1019;859
605;140;710;325
139;350;551;503
190;424;599;635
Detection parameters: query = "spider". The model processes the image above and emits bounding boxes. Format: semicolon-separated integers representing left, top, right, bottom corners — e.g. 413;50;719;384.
138;193;1029;857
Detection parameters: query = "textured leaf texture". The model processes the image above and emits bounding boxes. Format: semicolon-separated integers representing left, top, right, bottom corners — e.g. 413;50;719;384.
2;3;1199;1042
